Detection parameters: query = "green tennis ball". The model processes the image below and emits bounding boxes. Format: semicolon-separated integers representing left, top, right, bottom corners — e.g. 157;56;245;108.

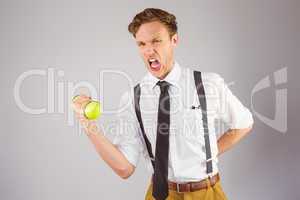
84;101;101;120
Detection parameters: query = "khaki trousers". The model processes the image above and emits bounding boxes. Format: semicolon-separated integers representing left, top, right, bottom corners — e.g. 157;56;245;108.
144;179;228;200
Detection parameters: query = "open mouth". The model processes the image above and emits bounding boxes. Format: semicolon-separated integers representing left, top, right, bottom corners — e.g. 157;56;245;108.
148;58;161;72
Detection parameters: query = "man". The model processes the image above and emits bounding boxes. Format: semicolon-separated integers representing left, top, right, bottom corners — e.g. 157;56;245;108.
73;8;253;200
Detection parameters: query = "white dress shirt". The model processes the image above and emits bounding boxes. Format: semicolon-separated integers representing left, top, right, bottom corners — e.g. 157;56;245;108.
113;61;253;183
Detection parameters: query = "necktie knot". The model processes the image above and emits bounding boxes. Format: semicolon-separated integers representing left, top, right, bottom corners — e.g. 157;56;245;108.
157;81;170;93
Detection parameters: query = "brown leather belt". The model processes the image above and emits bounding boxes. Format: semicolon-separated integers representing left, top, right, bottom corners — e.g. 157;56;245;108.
152;173;220;193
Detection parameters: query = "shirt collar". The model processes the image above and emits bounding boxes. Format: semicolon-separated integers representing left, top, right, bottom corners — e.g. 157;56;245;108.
141;61;181;90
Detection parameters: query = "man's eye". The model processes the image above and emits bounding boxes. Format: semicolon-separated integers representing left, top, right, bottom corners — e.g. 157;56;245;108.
153;40;161;43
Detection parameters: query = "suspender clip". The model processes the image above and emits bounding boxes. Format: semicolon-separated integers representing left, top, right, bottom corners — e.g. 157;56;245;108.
207;172;214;179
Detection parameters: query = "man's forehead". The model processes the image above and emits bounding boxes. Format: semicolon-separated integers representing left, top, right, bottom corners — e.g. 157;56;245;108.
135;32;162;43
135;22;168;42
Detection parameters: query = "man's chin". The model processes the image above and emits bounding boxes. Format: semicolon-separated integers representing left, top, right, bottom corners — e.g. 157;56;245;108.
149;70;162;79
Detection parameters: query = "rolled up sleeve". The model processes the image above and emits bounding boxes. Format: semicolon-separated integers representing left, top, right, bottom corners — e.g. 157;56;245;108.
215;74;254;129
113;91;143;167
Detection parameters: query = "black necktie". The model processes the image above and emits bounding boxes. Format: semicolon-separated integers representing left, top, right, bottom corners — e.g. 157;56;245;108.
152;81;170;200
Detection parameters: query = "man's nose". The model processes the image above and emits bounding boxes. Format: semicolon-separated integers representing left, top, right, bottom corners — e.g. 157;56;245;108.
144;44;155;55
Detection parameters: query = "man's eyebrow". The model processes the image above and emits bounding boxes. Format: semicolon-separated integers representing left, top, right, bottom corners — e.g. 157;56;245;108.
136;34;163;44
152;35;162;40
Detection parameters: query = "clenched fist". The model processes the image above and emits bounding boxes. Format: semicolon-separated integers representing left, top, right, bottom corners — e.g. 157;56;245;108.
72;95;99;135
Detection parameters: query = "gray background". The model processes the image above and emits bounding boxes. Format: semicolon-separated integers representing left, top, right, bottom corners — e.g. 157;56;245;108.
1;0;299;199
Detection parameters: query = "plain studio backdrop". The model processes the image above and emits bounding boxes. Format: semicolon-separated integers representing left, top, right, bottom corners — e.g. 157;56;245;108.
0;0;299;199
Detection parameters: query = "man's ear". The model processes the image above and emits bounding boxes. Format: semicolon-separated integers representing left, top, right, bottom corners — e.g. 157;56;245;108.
171;33;179;47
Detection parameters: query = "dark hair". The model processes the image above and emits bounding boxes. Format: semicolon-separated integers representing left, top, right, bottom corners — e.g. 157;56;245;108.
128;8;178;38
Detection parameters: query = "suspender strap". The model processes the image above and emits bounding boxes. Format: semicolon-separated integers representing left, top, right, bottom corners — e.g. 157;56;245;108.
193;71;213;175
134;84;155;169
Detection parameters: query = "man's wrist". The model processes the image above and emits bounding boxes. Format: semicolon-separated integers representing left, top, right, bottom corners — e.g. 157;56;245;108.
84;121;99;136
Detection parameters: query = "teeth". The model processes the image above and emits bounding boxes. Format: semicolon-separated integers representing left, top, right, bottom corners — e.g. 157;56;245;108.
149;58;156;62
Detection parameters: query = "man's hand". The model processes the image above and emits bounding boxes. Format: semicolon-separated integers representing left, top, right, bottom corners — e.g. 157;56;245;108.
72;95;98;135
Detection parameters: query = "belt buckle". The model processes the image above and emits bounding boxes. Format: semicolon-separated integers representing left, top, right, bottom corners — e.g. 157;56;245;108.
176;183;189;193
176;183;183;193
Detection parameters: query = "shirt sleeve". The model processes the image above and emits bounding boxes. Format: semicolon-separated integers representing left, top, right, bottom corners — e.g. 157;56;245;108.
113;90;143;167
214;73;254;129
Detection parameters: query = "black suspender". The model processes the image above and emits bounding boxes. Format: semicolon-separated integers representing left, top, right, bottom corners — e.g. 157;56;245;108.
133;71;213;175
134;84;155;169
193;71;213;175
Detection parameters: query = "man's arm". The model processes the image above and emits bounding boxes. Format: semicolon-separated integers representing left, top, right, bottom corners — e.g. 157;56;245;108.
73;95;135;179
217;125;253;156
213;73;254;156
86;123;135;179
